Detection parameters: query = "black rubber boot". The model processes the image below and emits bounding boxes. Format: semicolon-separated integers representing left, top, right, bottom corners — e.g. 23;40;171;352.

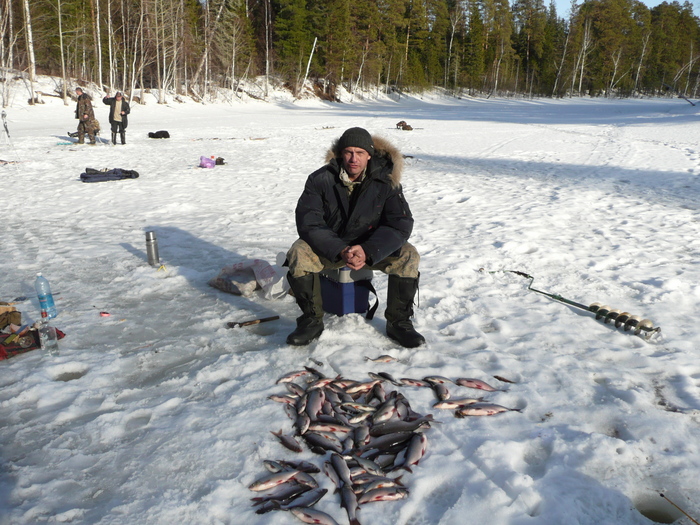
120;131;126;144
286;273;324;346
112;132;117;145
385;274;425;348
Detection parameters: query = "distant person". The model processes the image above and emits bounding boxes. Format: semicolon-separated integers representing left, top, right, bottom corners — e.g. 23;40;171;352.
285;127;425;348
102;91;130;145
74;87;98;145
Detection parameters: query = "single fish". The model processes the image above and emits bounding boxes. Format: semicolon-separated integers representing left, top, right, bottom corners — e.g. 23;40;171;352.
268;394;298;404
319;411;352;427
305;388;326;419
454;403;521;417
351;455;385;477
353;425;371;446
374;453;398;469
330;452;353;487
293;471;319;488
369;382;387;403
304;365;326;379
279;486;327;509
340;485;362;525
432;397;483;409
251;481;311;505
493;374;517;384
368;372;389;383
362;431;415;451
371;402;398;424
431;383;451;401
303;432;342;454
323;460;343;491
345;380;382;395
361;475;405;493
400;433;428;471
332;379;358;390
340;402;377;412
278;459;320;473
364;354;397;363
290;507;341;525
286;382;307;396
253;499;282;514
349;411;374;425
400;378;432;388
308;422;353;434
423;375;454;385
271;430;303;453
312;431;344;453
262;459;285;473
357;487;409;504
369;415;433;437
295;412;311;435
376;371;403;386
276;369;313;384
248;469;301;491
308;377;337;390
342;435;355;455
455;377;501;392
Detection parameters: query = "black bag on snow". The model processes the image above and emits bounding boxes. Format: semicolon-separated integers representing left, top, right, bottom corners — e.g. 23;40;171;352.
80;167;139;183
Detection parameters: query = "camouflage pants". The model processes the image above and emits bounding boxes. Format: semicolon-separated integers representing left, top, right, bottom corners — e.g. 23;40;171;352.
287;239;420;279
77;119;99;142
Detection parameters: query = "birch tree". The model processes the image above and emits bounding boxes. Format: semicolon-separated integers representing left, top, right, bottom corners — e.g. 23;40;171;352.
21;0;37;103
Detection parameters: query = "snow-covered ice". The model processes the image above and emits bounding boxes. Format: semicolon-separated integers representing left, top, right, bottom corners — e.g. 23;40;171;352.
1;81;699;525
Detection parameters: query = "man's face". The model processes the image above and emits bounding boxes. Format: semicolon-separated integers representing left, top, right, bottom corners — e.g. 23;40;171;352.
341;147;371;179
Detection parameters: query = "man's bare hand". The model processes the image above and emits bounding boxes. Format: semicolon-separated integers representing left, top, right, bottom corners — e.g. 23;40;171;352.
341;245;367;270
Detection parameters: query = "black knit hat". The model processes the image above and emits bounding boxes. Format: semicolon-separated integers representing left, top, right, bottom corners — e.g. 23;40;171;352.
337;127;375;155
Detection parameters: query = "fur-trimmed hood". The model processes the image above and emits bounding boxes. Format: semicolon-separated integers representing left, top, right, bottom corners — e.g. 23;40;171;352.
325;134;404;187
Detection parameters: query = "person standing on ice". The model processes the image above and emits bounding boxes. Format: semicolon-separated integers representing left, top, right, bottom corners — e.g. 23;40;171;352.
74;87;98;145
102;91;130;145
285;127;425;348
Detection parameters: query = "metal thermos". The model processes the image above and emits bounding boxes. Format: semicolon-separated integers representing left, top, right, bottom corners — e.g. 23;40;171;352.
339;267;352;283
146;231;159;266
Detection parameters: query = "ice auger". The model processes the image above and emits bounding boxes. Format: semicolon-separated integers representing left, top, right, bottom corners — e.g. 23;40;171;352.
486;270;661;341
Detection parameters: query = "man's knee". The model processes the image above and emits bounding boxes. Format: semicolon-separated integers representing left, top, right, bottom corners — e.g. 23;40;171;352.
373;243;420;278
287;239;324;278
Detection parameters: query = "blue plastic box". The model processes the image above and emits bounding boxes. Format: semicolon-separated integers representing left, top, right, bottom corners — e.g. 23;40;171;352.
320;267;373;316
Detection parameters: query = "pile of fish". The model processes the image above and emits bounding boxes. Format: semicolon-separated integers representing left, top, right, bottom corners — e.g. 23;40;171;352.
248;361;519;524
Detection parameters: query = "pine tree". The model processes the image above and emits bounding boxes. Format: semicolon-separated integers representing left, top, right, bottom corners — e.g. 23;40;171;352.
464;0;486;92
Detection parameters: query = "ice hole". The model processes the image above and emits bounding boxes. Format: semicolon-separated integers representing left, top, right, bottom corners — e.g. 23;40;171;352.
634;493;684;524
55;370;88;382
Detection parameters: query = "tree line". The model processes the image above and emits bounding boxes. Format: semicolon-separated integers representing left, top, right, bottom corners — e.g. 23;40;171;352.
1;0;698;106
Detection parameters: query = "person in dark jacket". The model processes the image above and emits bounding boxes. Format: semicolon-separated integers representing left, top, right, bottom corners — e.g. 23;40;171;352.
74;87;98;144
285;127;425;348
102;91;130;144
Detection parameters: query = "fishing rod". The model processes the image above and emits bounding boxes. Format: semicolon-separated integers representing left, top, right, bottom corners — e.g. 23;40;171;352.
484;269;661;340
659;493;700;525
1;110;22;169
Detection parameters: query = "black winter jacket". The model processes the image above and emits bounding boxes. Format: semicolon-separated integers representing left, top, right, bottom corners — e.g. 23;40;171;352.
295;135;414;265
102;96;130;127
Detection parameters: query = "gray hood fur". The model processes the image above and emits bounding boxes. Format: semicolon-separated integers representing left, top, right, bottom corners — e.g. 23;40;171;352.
326;135;404;188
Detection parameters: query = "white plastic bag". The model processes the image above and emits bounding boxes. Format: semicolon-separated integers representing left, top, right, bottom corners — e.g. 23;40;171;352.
208;255;289;299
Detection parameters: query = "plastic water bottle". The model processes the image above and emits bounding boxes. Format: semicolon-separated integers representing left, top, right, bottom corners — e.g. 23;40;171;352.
39;310;60;356
35;273;58;318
